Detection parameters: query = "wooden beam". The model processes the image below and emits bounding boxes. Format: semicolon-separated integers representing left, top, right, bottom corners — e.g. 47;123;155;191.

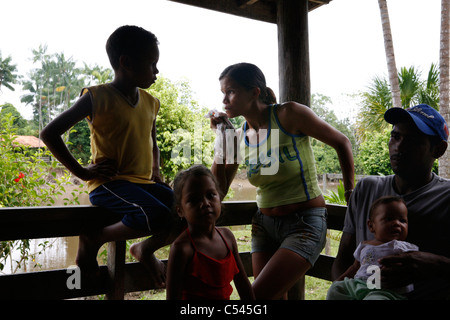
239;0;260;8
168;0;332;23
106;241;126;300
277;0;310;300
0;202;345;240
0;206;122;241
277;0;310;106
169;0;277;23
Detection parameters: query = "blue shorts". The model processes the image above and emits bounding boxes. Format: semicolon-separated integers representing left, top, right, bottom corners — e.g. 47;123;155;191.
251;207;327;266
89;180;174;232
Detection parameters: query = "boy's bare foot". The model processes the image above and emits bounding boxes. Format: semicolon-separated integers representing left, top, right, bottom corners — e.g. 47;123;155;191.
130;241;166;288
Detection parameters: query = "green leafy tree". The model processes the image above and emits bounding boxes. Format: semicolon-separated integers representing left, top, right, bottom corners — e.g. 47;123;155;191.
148;76;215;182
357;64;440;141
357;129;392;176
0;51;20;92
310;93;360;174
0;113;85;272
82;63;114;85
21;45;84;132
0;103;27;129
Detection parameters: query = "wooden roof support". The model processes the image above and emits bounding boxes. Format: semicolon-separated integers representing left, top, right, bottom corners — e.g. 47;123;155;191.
168;0;331;23
168;0;277;23
277;2;311;299
238;0;260;8
277;0;310;106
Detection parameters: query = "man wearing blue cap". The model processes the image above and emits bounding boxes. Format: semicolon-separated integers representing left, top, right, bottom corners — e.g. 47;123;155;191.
332;104;450;299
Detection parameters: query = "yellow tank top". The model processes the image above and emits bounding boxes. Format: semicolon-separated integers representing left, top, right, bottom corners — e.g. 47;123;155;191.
82;84;159;193
240;104;321;208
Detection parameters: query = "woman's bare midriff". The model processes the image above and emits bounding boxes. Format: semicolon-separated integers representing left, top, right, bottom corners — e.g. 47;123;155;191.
259;195;326;217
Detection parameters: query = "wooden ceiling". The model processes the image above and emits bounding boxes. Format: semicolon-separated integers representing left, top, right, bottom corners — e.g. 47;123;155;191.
168;0;332;24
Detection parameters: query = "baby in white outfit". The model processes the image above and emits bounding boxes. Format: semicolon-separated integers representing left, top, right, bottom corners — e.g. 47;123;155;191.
327;195;418;300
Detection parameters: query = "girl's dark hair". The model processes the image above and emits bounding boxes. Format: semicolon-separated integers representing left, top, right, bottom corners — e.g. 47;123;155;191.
219;62;277;105
106;25;159;70
369;195;406;221
173;165;224;207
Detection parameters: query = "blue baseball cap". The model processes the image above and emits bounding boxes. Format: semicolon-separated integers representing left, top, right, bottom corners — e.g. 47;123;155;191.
384;104;449;141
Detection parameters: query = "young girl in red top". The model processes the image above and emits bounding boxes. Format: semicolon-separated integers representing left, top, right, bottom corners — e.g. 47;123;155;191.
166;165;254;300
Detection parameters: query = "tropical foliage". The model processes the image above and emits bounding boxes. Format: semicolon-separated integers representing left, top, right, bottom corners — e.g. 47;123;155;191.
0;51;20;92
356;64;440;141
311;93;361;174
0;113;85;272
21;45;85;134
149;76;215;182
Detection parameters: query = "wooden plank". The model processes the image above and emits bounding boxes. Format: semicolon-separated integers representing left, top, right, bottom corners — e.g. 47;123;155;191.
0;203;346;240
219;200;257;226
106;241;126;300
326;204;347;230
168;0;332;23
306;254;334;281
238;0;260;8
168;0;277;23
0;266;109;299
0;206;122;241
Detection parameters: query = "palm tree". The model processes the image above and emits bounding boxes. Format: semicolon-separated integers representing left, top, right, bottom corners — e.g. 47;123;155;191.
83;63;113;85
399;65;440;108
356;76;392;140
439;0;450;178
378;0;402;108
0;51;20;93
21;46;84;130
356;65;440;141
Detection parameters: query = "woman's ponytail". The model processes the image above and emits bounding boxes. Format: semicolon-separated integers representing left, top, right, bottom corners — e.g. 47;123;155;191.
220;63;277;105
262;87;277;105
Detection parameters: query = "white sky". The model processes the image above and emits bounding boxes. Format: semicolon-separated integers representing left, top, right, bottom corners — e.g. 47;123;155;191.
0;0;442;121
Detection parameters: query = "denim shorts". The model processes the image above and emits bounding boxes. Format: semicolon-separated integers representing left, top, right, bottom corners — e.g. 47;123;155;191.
251;207;327;266
89;180;174;232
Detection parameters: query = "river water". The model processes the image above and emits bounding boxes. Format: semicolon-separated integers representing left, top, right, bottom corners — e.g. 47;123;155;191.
2;179;338;275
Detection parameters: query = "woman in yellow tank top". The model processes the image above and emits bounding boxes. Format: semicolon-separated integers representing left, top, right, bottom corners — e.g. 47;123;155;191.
210;63;355;299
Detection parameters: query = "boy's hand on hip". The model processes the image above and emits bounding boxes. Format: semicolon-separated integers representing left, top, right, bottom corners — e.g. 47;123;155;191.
82;159;119;181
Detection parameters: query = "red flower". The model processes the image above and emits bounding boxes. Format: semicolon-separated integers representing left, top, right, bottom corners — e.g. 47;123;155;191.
14;172;25;183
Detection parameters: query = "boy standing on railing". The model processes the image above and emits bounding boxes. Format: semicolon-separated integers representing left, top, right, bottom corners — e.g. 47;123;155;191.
41;25;181;287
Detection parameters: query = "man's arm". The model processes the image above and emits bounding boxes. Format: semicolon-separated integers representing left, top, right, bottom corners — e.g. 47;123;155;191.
331;231;357;281
380;251;450;287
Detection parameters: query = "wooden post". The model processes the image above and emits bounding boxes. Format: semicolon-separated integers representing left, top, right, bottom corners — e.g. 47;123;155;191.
277;0;310;106
277;0;310;300
106;240;126;300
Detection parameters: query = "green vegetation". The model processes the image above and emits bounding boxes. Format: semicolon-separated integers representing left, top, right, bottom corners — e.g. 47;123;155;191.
0;113;86;272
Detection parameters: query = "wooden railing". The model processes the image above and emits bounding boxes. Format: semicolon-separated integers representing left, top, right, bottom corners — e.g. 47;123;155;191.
0;201;346;300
